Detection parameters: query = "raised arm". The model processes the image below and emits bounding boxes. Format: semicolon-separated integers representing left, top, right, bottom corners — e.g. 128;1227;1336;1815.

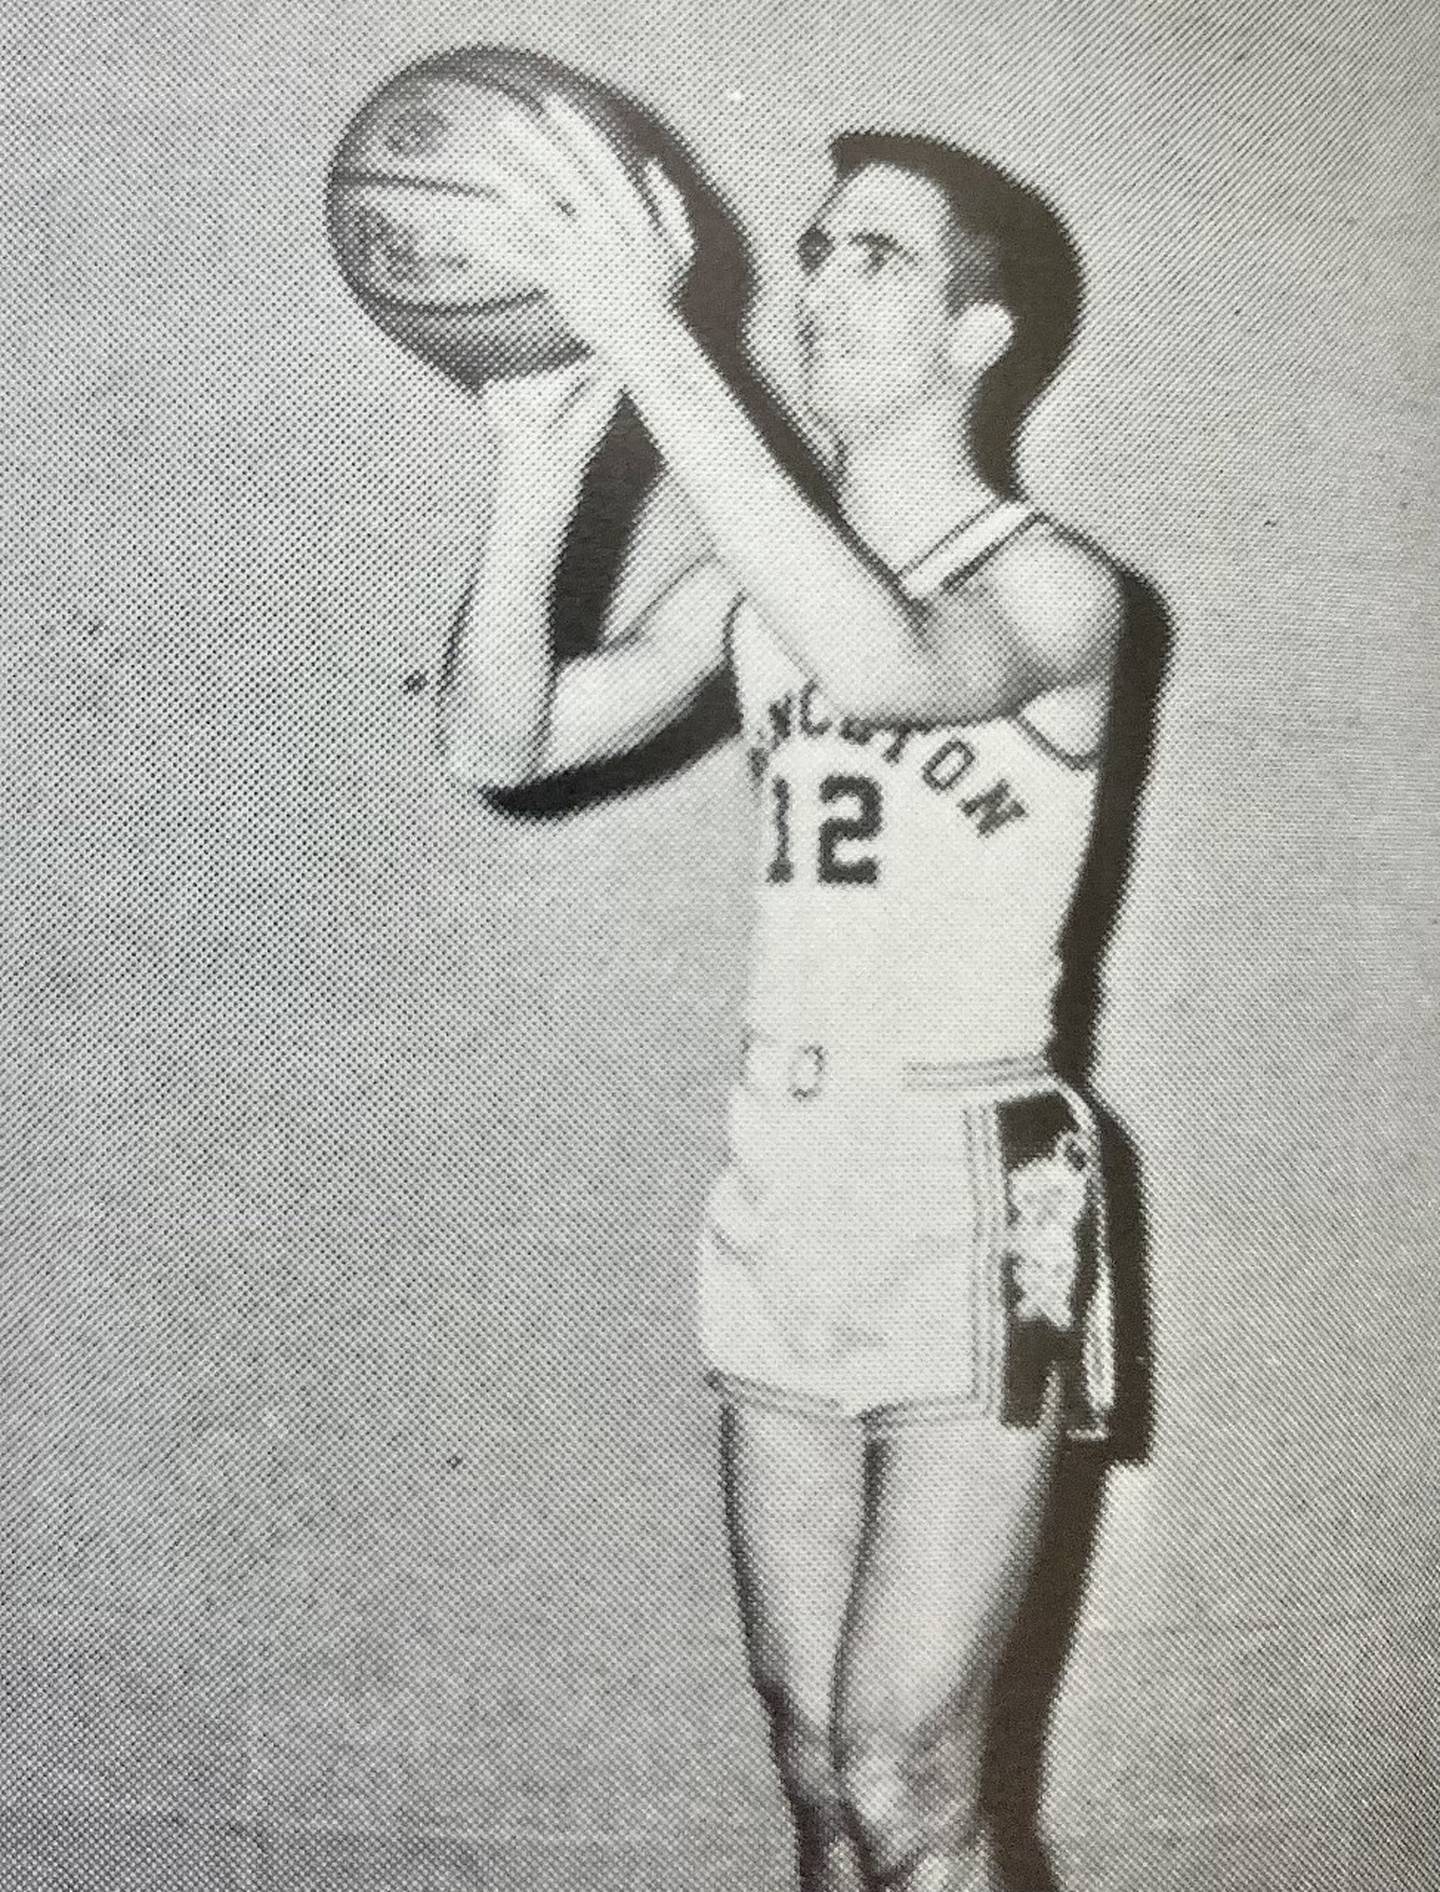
435;366;737;790
461;102;1120;728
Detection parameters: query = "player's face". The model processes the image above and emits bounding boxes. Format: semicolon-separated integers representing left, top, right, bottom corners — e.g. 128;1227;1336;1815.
796;165;968;436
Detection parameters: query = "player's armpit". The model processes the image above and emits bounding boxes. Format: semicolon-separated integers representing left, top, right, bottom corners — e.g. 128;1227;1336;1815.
912;528;1123;728
528;555;739;782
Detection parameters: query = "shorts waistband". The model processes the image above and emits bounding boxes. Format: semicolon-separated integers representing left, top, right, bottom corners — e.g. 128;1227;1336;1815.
739;1030;1058;1102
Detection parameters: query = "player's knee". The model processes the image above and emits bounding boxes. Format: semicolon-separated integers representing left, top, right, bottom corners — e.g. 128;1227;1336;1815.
833;1719;985;1886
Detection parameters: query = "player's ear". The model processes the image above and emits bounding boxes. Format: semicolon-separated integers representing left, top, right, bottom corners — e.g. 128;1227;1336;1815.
948;300;1014;374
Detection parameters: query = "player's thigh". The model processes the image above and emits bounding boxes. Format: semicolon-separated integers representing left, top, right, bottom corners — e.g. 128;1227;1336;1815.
835;1402;1062;1746
719;1399;866;1724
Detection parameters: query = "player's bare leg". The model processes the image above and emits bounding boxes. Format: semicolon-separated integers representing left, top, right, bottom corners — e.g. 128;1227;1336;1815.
721;1402;867;1892
831;1395;1062;1892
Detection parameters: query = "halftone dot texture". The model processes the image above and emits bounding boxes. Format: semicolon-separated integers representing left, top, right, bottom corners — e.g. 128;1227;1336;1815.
1;0;1436;1888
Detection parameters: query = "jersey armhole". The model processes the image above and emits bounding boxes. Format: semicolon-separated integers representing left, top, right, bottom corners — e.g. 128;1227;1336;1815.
925;504;1045;596
1012;707;1105;771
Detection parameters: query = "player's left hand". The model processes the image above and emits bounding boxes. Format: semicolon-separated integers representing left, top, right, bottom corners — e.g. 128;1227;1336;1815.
463;97;695;367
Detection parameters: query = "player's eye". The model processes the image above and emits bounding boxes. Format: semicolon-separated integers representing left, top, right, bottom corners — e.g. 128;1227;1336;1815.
858;243;896;275
796;231;830;274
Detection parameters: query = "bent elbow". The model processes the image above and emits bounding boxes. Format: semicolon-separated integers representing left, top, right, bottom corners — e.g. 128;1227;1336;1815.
435;734;539;793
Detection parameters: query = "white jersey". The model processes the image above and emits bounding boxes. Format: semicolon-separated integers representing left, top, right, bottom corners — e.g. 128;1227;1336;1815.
730;501;1104;1063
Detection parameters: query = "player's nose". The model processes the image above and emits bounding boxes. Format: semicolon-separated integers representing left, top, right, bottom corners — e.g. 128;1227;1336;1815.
800;236;849;299
798;256;846;328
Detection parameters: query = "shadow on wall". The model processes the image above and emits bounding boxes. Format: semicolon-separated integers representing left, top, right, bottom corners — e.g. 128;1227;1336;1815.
987;563;1171;1892
1054;562;1173;1473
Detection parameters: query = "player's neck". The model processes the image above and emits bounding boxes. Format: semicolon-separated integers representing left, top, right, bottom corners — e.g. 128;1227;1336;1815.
833;405;1001;570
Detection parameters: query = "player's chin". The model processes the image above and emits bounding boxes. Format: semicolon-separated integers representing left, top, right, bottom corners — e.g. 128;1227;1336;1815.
804;381;904;441
802;361;886;432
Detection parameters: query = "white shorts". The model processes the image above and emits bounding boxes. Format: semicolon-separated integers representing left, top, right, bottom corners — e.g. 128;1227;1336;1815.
696;1034;1114;1438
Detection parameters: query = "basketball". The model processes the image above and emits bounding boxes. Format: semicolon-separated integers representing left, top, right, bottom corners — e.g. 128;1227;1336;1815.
327;46;680;385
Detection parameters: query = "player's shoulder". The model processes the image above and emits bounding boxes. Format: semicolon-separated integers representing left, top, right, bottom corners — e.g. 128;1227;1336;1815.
978;510;1125;659
990;509;1123;602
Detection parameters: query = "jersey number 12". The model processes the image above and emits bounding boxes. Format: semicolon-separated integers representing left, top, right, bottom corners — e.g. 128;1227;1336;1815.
767;772;882;885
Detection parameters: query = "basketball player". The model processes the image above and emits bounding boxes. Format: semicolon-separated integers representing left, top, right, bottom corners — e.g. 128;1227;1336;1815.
435;103;1122;1892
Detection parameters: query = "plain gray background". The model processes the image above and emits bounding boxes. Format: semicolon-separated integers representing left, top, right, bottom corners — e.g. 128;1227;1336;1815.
1;0;1436;1886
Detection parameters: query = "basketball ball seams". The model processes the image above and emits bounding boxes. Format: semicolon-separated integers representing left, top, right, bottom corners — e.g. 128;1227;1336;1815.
329;169;511;204
351;287;548;317
448;76;559;118
328;176;543;312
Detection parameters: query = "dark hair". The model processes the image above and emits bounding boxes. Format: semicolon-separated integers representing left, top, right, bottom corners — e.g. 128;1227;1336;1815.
829;131;1084;492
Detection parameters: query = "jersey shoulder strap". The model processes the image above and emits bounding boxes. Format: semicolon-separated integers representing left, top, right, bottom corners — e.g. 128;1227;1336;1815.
899;500;1043;598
